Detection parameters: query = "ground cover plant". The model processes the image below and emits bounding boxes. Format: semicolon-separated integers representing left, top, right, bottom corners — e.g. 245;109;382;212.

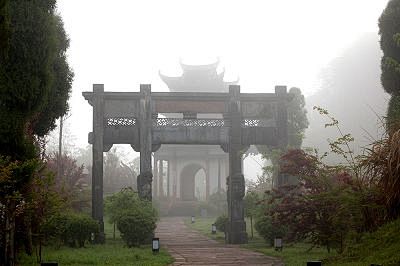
18;219;173;266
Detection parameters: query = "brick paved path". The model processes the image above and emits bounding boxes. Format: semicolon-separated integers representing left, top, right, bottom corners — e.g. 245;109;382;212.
155;217;283;266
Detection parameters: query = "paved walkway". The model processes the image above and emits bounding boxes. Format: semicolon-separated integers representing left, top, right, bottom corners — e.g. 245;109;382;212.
155;217;283;266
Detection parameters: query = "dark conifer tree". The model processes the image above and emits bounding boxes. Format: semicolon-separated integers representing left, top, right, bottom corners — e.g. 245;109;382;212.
379;0;400;132
0;0;73;159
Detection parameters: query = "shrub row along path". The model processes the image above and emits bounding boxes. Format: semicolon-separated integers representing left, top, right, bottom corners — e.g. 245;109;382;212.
156;217;283;266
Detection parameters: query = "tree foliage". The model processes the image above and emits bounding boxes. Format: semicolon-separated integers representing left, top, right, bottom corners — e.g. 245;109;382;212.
0;1;73;264
104;148;137;193
0;0;10;60
379;0;400;132
0;0;73;159
287;87;309;148
259;87;309;185
244;191;260;239
266;149;385;253
46;153;90;212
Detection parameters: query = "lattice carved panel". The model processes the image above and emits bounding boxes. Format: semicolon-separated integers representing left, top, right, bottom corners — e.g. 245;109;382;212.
154;118;225;127
241;119;276;128
105;117;137;127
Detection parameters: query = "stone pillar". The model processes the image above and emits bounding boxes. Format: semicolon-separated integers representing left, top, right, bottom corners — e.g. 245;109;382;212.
159;159;164;197
153;156;158;198
275;85;288;187
226;85;248;244
205;158;210;200
137;84;153;201
92;84;105;243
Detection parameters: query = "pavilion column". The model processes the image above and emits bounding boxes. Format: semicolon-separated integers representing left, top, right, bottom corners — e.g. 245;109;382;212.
172;156;177;198
159;159;164;197
92;84;105;243
153;156;159;198
137;84;153;201
217;158;221;192
205;158;210;200
275;85;288;187
226;85;248;244
167;160;170;198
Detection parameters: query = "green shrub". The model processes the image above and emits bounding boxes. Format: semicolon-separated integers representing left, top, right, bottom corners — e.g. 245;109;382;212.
43;212;98;248
255;214;287;246
42;213;68;247
66;213;98;247
116;205;157;247
107;188;158;247
214;214;228;233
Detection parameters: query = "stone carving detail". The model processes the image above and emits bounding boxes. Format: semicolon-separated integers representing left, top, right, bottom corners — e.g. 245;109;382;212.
154;118;225;127
106;117;136;127
241;119;276;128
231;173;245;200
137;171;153;200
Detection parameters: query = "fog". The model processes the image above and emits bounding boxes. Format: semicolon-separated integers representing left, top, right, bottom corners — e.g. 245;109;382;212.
52;0;389;179
305;33;389;162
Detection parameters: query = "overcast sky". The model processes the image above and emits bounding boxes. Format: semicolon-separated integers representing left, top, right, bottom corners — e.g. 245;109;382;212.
54;0;389;176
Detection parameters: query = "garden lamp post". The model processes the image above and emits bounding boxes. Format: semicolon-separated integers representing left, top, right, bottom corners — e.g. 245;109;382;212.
211;224;217;234
306;261;321;266
274;237;283;251
152;238;160;253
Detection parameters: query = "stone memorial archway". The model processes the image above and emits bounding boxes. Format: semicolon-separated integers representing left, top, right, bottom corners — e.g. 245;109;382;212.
83;84;289;244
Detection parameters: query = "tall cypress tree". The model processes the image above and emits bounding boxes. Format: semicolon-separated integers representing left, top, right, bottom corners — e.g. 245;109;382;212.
0;1;73;264
379;0;400;132
0;0;73;159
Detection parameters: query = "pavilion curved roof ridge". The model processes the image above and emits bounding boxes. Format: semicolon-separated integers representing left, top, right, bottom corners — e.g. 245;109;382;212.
179;57;220;71
158;70;181;84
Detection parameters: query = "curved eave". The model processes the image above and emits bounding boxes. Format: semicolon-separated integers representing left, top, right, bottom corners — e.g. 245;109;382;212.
159;70;183;88
180;58;220;72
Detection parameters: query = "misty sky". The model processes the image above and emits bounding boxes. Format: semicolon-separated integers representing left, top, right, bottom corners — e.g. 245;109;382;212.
54;0;389;177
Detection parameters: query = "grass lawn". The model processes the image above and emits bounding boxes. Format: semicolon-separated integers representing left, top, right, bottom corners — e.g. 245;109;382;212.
18;218;174;266
185;216;337;266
